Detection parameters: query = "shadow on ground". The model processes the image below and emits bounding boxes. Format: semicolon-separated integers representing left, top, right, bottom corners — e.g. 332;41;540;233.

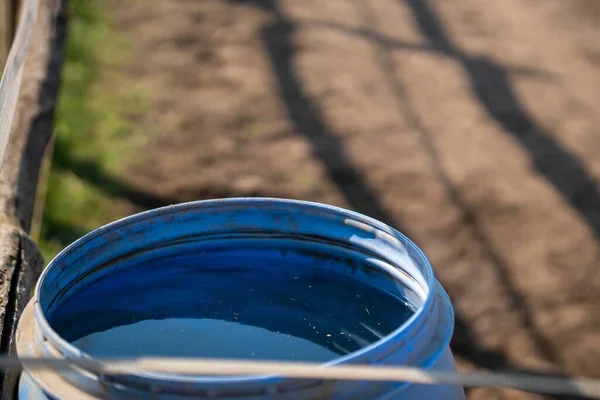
223;1;594;397
51;1;598;397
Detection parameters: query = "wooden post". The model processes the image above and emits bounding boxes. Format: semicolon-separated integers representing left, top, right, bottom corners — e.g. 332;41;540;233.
0;0;67;397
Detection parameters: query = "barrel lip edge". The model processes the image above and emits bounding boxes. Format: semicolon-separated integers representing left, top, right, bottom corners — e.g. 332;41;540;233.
22;198;455;397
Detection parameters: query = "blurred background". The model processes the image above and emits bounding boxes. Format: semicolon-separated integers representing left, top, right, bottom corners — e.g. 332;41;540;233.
5;0;600;398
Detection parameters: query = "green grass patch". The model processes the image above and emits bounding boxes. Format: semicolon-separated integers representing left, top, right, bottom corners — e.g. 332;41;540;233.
39;0;147;262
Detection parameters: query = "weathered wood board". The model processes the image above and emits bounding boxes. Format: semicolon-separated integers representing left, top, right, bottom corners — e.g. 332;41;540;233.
0;0;66;397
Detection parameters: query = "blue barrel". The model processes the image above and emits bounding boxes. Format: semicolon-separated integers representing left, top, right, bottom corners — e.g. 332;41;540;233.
17;198;465;399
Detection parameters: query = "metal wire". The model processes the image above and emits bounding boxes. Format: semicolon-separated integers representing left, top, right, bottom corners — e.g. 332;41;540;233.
2;355;598;398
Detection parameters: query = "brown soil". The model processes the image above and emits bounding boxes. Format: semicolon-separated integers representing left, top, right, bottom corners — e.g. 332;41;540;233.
106;0;600;398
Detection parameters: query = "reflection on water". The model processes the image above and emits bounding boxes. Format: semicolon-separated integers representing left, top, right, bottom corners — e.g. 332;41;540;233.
74;318;341;361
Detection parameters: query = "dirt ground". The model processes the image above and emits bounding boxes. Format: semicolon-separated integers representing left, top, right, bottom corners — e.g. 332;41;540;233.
100;0;600;398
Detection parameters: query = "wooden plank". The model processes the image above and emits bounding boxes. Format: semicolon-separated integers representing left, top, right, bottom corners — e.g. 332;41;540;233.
0;0;67;397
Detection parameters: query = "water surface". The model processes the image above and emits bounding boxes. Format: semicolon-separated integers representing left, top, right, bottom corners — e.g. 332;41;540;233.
51;244;417;362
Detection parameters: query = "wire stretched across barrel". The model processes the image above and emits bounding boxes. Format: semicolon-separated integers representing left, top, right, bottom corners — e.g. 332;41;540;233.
1;356;599;398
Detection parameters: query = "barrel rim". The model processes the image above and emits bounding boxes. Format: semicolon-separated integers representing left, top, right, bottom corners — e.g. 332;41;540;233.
24;198;453;396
